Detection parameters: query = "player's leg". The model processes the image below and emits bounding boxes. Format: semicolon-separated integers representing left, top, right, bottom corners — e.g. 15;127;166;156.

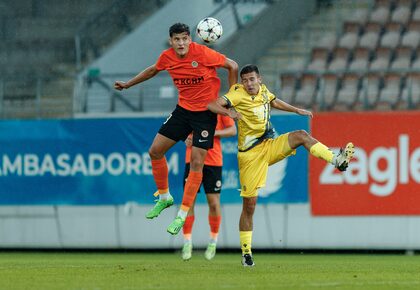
182;202;195;261
145;133;177;219
204;194;220;260
202;165;222;260
240;196;257;267
287;130;354;171
147;107;192;219
237;144;269;267
167;146;207;234
181;163;197;261
167;110;216;235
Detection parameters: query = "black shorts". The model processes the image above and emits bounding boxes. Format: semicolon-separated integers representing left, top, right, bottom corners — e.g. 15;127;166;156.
158;105;217;150
183;163;222;194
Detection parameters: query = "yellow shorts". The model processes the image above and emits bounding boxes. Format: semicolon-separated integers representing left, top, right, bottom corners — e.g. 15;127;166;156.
238;133;296;198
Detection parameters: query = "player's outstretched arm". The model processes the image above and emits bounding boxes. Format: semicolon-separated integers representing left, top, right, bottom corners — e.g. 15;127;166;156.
208;97;241;120
114;64;159;90
215;123;237;138
223;58;238;87
271;98;313;118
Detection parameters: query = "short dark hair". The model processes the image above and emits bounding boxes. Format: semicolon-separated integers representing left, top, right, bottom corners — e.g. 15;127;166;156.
240;64;260;77
169;23;190;37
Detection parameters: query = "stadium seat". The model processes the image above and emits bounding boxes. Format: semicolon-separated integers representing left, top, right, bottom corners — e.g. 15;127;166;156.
369;6;391;25
337;22;361;50
412;6;420;21
400;72;420;108
314;33;337;51
370;47;393;71
391;46;413;69
279;74;299;104
293;73;318;109
349;47;371;72
347;9;370;25
380;22;402;49
401;21;420;48
363;72;383;109
391;5;411;25
306;48;330;73
333;73;362;111
317;73;339;110
410;47;420;68
359;22;382;50
328;47;350;72
377;72;404;110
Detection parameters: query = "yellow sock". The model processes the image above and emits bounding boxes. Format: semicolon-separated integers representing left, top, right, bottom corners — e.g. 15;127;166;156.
240;231;253;255
310;142;334;163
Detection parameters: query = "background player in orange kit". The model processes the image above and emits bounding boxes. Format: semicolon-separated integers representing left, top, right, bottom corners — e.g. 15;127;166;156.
181;114;236;261
114;23;238;235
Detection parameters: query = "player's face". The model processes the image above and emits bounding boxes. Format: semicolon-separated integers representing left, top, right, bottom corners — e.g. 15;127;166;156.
241;72;262;95
169;32;191;58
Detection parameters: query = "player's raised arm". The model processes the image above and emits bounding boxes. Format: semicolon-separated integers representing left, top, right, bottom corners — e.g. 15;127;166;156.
270;98;313;118
208;97;241;120
114;64;160;90
223;58;239;87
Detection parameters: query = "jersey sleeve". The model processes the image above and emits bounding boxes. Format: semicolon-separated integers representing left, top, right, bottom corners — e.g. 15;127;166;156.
222;84;241;107
155;51;169;71
220;114;235;128
201;45;226;67
264;85;276;102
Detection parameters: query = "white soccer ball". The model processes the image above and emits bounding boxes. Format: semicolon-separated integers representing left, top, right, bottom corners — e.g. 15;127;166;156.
196;17;223;44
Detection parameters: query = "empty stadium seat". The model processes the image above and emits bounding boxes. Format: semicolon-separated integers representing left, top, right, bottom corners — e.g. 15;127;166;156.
328;47;350;72
317;73;339;110
333;73;362;110
279;74;299;104
391;5;411;25
370;47;393;70
380;22;402;49
401;21;420;48
391;46;413;69
359;22;382;50
363;72;383;109
307;48;329;73
349;47;371;71
377;73;404;110
369;6;391;25
400;72;420;108
293;73;318;108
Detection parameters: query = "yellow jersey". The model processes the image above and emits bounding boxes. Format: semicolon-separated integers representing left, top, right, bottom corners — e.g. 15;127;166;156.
222;84;276;151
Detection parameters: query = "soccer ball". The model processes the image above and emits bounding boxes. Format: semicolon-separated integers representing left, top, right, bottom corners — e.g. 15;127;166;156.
196;17;223;44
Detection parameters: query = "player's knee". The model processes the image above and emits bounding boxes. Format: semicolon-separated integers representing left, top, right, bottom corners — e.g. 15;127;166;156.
290;130;310;145
243;199;256;216
208;200;219;212
189;159;204;171
148;147;163;159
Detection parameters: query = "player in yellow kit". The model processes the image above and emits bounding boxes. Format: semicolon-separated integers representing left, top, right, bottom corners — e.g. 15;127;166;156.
207;64;354;267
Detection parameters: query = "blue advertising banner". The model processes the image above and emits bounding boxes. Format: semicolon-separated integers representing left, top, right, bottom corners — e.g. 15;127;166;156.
0;115;308;205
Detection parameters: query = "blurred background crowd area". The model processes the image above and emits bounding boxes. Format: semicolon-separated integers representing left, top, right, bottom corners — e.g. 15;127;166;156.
1;0;419;119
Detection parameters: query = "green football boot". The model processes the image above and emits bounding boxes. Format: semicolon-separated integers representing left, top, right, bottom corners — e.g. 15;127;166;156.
204;243;216;260
167;216;185;235
182;242;192;261
145;197;174;219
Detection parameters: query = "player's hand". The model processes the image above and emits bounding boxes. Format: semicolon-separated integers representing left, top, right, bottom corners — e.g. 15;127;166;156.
114;81;129;91
296;108;313;118
228;108;242;121
184;134;193;147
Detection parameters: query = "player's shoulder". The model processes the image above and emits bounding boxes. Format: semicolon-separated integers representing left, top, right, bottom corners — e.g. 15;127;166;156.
260;84;270;93
228;84;245;94
260;84;275;97
158;47;175;59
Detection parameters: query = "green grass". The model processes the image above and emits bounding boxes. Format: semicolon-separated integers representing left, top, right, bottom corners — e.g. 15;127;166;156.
1;252;420;290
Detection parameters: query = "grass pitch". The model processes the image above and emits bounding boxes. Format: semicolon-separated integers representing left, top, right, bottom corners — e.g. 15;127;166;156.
1;252;420;290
